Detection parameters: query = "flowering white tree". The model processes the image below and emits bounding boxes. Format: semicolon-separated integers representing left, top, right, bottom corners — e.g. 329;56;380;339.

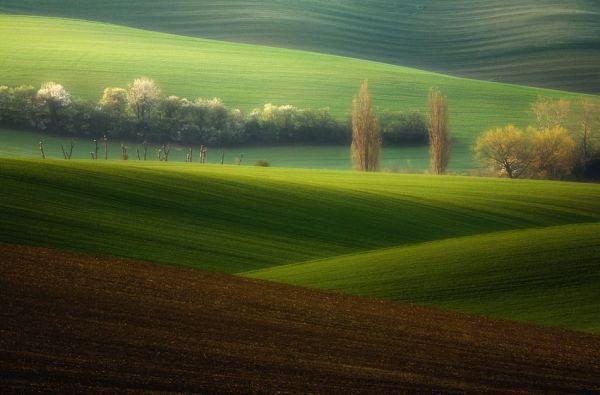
37;82;71;107
196;97;225;112
37;82;72;130
127;77;160;120
259;103;298;130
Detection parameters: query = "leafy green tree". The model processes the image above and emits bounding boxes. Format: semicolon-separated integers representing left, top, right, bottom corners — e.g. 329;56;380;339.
380;110;427;145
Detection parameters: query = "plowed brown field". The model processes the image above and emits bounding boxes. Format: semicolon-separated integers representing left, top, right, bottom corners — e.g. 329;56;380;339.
1;244;598;393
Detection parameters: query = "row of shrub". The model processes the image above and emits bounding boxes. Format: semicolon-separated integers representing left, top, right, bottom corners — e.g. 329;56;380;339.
0;79;428;146
473;98;600;180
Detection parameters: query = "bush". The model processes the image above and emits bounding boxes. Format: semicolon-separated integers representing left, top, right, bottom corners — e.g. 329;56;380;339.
529;126;576;179
474;125;531;178
380;110;428;145
474;124;578;179
0;79;426;148
0;86;9;123
254;159;270;167
0;85;37;128
62;100;104;137
36;82;72;132
581;157;600;180
295;108;349;144
246;104;348;144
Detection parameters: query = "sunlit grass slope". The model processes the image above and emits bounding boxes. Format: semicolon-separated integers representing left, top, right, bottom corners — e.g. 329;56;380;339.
0;15;592;146
2;158;600;275
247;224;600;333
1;0;599;93
2;158;599;331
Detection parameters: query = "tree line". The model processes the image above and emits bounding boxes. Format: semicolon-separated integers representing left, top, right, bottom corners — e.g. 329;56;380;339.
350;82;600;180
0;78;427;146
3;78;597;179
474;98;600;179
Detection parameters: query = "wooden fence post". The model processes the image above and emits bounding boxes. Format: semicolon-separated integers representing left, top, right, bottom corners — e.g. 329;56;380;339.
60;141;74;159
92;139;99;160
102;135;108;160
120;143;128;160
200;145;208;164
143;140;149;160
163;144;170;162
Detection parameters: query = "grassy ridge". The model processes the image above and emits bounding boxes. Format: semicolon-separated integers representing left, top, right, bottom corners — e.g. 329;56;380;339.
1;0;599;93
2;158;599;273
0;15;592;147
247;224;600;333
1;158;599;330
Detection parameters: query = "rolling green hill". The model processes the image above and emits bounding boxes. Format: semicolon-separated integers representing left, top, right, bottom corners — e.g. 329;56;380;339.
247;224;600;332
1;0;599;93
0;15;592;149
1;158;599;331
2;158;600;272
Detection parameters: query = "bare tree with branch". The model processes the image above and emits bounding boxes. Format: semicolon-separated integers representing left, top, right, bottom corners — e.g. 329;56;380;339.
61;141;74;160
351;80;380;172
427;88;451;174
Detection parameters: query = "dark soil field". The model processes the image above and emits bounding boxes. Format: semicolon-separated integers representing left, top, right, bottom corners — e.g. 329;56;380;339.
1;244;599;393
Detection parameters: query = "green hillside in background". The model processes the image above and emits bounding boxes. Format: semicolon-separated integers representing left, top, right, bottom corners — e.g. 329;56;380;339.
0;15;592;148
1;0;598;93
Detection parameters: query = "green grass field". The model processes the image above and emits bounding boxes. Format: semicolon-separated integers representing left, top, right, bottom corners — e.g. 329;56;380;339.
1;10;599;334
0;14;593;150
1;158;599;331
247;224;600;332
0;129;476;171
1;0;599;93
1;4;600;388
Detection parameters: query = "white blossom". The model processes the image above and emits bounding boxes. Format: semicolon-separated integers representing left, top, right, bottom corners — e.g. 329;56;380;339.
260;103;298;124
196;97;225;111
127;77;160;119
37;82;71;107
